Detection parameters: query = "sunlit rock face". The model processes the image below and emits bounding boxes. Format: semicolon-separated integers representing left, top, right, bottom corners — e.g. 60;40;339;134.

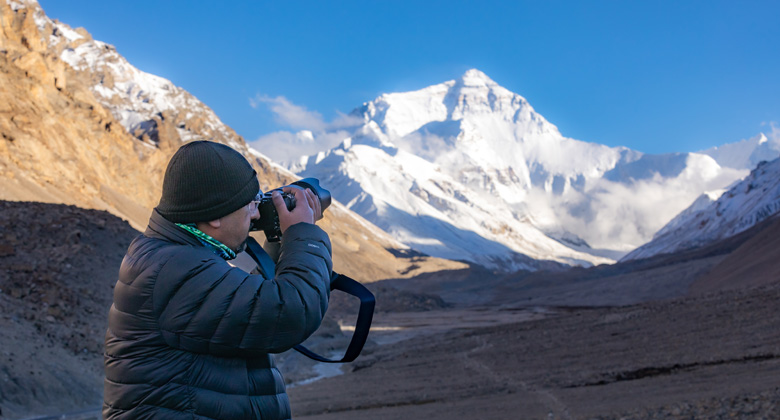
0;0;464;280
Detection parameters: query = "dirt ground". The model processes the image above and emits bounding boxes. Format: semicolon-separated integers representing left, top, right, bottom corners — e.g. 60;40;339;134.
289;283;780;419
0;201;139;419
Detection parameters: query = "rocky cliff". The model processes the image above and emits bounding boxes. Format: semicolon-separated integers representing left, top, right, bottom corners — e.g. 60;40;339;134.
0;0;463;281
0;0;166;229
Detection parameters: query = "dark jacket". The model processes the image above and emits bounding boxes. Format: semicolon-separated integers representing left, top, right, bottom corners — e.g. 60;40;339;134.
103;210;332;419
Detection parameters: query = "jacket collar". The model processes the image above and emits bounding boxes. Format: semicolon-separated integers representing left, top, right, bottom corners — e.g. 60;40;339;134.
145;208;203;248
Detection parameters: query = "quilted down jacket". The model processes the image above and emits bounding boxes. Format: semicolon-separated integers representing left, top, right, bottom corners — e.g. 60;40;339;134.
103;210;332;419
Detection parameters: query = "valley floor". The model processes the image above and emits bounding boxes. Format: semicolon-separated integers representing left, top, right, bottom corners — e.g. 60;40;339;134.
289;283;780;420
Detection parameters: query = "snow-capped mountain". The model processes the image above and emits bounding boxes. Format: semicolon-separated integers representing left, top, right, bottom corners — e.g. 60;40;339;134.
701;132;780;170
622;157;780;261
291;70;770;270
26;2;247;154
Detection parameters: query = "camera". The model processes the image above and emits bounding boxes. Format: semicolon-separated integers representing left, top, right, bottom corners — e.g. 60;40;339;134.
244;177;373;364
251;178;331;242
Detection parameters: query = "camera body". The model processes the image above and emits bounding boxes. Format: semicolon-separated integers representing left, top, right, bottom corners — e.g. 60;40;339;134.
251;178;331;242
243;177;373;364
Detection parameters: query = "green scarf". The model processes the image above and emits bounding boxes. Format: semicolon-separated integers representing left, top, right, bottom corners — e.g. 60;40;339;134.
176;223;237;260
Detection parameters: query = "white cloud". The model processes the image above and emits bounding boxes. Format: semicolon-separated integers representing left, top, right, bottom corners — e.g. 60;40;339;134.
764;121;780;144
249;129;353;165
249;95;361;165
250;94;327;131
537;155;748;251
330;111;364;129
250;131;315;165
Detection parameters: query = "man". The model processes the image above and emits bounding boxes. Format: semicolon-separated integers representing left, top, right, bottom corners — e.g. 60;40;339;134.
103;140;332;419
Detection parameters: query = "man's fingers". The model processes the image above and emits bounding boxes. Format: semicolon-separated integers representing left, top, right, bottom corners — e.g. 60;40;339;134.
271;190;288;213
281;186;317;215
311;191;322;220
282;185;305;203
306;189;323;220
275;187;314;233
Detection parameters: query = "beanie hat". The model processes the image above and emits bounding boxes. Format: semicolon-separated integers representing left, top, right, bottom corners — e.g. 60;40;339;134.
157;140;260;223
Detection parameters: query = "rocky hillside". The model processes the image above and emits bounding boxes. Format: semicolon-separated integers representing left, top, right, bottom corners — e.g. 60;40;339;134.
0;201;138;419
0;0;464;281
0;0;167;229
689;214;780;294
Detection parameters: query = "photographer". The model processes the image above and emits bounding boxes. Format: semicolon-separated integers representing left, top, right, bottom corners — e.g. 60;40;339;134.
103;140;332;420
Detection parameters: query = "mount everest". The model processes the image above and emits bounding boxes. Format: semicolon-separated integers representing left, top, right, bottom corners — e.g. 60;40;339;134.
284;70;778;270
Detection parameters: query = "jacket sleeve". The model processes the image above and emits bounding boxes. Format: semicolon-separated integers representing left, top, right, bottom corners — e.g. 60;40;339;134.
153;223;332;356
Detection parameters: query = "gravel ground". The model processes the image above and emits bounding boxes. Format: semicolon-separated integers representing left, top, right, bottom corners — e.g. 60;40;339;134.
0;201;138;419
288;284;780;420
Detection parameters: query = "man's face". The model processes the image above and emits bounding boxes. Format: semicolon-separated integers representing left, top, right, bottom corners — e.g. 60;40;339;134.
216;199;260;253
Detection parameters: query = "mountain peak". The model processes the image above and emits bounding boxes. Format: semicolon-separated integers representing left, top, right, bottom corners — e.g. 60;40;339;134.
7;0;40;11
460;69;497;87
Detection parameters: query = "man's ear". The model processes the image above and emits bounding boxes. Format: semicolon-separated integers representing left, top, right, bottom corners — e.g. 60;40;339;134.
196;219;221;232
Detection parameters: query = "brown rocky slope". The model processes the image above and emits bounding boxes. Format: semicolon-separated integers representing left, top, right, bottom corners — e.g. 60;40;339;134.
0;0;464;281
0;0;167;229
0;201;138;419
689;214;780;295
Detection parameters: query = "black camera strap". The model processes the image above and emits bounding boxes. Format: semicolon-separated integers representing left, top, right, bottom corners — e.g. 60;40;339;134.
245;237;375;363
245;237;276;281
294;272;375;363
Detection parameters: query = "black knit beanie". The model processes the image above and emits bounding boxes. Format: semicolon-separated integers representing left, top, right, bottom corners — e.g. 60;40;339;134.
157;140;260;223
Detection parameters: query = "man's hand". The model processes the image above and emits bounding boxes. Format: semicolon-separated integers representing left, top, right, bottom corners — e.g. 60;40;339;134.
272;187;321;234
301;186;323;222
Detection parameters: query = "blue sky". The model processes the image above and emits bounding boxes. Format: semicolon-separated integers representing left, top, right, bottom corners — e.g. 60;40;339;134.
39;0;780;155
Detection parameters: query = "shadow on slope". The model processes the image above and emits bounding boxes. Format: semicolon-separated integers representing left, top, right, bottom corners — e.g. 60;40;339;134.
690;214;780;294
378;205;571;272
490;213;780;307
373;208;780;309
0;200;138;419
